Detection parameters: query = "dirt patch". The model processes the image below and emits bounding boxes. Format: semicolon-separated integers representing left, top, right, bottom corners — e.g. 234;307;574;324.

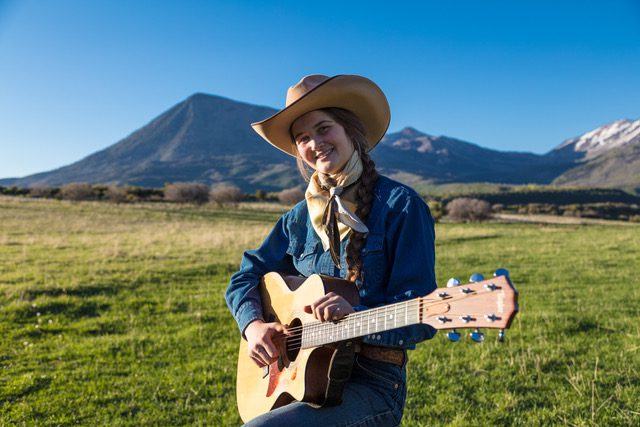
493;213;637;226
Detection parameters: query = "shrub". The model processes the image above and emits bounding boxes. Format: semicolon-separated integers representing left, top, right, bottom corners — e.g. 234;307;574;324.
426;199;443;222
209;184;243;207
125;186;164;202
445;197;492;222
30;185;55;198
164;182;210;204
277;187;305;205
0;186;29;196
60;183;94;201
105;186;128;203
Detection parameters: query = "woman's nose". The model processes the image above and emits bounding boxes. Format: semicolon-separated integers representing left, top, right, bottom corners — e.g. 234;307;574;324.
308;135;324;149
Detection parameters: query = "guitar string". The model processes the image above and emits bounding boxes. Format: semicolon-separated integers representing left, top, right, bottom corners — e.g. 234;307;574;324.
259;287;502;351
269;299;424;340
278;304;424;351
270;293;457;346
274;308;420;349
279;307;502;352
289;286;498;339
276;306;422;347
266;290;477;341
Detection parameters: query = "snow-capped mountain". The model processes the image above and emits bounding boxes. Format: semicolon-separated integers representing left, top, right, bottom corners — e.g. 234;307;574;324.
553;119;640;159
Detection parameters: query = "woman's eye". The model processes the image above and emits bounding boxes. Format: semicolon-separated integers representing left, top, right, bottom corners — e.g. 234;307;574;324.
318;126;329;133
296;136;310;144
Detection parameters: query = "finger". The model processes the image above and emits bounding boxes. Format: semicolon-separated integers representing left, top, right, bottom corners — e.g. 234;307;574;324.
322;304;334;322
314;302;331;322
260;339;278;360
315;299;339;322
248;348;267;367
274;323;290;335
252;355;266;367
307;293;335;314
311;292;338;307
312;298;331;320
326;304;345;321
255;345;274;365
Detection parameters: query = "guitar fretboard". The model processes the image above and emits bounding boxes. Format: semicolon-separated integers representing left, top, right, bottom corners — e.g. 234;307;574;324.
300;298;423;348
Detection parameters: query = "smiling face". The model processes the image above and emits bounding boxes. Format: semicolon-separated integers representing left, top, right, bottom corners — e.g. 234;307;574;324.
290;110;355;175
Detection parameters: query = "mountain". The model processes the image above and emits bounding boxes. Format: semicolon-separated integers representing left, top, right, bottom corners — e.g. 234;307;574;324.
549;119;640;160
0;94;302;192
374;127;569;185
549;119;640;189
1;93;638;192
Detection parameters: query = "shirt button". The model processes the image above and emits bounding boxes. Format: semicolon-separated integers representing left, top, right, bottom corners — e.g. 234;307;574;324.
399;340;404;345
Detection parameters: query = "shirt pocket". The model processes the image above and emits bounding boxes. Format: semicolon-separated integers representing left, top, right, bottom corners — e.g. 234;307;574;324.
286;239;320;277
361;233;386;292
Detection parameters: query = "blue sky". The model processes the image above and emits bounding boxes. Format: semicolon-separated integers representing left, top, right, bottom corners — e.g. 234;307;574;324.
1;0;639;179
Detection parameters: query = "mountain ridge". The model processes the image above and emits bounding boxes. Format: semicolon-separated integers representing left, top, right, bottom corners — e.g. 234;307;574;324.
1;93;639;192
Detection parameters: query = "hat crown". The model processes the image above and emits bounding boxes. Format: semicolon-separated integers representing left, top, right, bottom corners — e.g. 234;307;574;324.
285;75;330;107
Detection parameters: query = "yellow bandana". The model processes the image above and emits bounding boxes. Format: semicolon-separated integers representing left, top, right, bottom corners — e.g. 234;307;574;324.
305;151;369;265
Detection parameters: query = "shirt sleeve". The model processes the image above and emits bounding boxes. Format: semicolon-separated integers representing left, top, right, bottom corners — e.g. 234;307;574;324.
225;212;298;338
360;193;437;349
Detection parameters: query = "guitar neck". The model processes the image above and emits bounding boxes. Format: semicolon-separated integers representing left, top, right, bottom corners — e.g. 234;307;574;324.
300;299;421;348
291;274;516;349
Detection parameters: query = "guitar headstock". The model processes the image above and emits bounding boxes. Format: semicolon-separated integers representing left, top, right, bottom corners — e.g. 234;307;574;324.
420;270;518;337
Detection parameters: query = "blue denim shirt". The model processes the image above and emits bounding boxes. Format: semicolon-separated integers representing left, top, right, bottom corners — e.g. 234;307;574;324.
225;175;437;349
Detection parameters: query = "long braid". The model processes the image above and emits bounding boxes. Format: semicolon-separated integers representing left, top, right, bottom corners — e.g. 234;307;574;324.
319;108;378;282
345;143;378;282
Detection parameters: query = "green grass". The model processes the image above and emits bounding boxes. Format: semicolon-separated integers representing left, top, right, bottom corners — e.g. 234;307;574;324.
1;197;639;426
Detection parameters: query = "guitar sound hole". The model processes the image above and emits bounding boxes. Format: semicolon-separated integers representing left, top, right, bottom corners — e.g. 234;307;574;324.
286;318;302;362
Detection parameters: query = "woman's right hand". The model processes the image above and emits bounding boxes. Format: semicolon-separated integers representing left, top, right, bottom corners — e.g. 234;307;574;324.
244;320;288;367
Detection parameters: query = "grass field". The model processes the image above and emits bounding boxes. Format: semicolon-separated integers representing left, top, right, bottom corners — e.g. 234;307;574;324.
1;196;638;426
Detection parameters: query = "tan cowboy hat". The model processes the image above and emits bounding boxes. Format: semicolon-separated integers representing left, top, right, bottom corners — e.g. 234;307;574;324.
251;74;391;156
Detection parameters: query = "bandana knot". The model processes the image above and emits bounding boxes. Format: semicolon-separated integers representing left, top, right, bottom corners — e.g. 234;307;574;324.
305;151;369;269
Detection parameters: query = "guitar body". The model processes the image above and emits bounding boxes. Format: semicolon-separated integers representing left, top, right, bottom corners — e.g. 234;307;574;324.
236;273;360;423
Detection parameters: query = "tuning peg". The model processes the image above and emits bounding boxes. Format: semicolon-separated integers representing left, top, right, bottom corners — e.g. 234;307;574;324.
498;329;505;342
446;277;461;288
447;329;461;342
494;268;510;278
470;328;485;343
469;273;485;283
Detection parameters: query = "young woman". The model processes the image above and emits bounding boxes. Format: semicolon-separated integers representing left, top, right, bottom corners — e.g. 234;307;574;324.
226;75;437;426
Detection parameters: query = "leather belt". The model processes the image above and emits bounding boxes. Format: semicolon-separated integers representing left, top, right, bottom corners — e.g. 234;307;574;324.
356;343;405;367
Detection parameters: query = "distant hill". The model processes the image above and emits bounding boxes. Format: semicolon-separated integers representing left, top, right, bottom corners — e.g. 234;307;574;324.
1;93;638;193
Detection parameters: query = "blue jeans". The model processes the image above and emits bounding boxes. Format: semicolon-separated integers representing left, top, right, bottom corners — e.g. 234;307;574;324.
243;353;408;427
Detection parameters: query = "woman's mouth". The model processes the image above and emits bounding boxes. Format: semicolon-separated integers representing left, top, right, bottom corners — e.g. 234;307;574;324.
315;148;333;160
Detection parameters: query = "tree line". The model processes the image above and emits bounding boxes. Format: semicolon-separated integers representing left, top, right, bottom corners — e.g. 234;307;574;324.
2;183;639;222
0;182;305;206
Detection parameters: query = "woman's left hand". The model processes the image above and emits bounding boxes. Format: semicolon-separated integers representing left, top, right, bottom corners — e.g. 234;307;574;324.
304;292;355;322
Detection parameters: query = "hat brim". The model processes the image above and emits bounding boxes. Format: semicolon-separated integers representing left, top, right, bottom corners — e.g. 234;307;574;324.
251;75;391;157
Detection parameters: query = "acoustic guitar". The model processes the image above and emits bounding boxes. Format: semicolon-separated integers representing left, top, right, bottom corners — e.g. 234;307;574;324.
236;271;518;422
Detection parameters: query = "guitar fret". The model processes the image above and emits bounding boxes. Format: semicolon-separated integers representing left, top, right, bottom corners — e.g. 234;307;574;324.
383;306;387;333
300;299;422;349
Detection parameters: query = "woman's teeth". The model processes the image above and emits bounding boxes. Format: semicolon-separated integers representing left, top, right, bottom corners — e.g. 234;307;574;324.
316;148;333;159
